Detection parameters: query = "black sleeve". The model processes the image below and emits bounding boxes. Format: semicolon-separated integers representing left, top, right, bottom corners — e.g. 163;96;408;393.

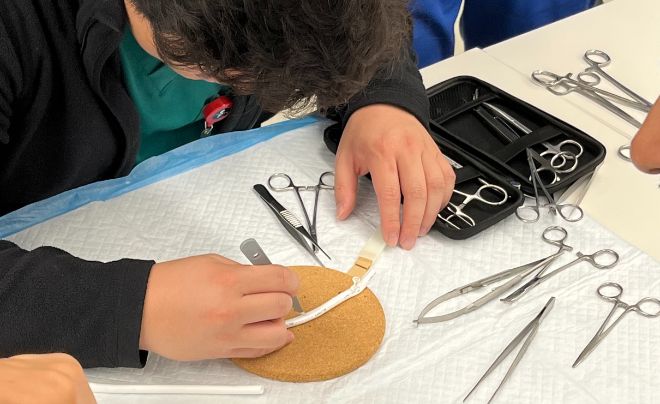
0;240;153;368
332;43;430;131
0;9;20;145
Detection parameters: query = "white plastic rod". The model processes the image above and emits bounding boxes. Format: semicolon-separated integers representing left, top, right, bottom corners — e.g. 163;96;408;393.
89;382;264;395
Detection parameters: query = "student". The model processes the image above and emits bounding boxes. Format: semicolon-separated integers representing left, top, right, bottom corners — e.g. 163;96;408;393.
410;0;597;68
0;0;455;369
630;98;660;173
461;0;598;50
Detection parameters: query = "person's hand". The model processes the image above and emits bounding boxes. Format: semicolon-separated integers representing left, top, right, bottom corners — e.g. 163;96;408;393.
630;97;660;174
139;254;298;361
0;353;95;404
335;104;456;250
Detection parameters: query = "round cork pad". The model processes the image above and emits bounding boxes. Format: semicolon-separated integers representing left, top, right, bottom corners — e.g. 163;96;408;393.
232;265;385;382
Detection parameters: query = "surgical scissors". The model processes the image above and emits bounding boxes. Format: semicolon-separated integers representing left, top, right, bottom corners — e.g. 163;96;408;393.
501;248;619;303
480;103;584;222
438;179;508;229
573;282;660;367
579;49;653;110
268;172;334;248
414;226;572;324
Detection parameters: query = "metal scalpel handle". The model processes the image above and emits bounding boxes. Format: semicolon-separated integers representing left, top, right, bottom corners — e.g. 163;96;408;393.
240;238;305;314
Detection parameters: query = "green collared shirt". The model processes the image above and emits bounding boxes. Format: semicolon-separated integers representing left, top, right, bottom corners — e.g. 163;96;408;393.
119;29;227;164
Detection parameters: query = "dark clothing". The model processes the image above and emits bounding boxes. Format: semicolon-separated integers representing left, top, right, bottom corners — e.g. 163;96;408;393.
0;0;428;367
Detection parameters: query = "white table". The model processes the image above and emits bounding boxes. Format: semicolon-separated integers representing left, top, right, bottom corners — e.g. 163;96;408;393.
419;0;660;261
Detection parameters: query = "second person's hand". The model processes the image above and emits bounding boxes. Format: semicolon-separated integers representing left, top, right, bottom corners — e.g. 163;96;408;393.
335;104;456;250
139;254;299;361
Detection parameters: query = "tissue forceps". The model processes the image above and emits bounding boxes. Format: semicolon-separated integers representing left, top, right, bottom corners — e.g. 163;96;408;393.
501;247;619;303
464;297;555;404
573;282;660;367
414;226;571;325
253;184;331;267
437;179;508;229
268;172;334;249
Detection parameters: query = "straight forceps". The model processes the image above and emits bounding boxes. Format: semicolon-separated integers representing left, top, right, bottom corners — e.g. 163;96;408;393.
573;282;660;367
438;179;508;229
464;297;555;404
268;172;334;249
414;226;571;325
253;184;331;267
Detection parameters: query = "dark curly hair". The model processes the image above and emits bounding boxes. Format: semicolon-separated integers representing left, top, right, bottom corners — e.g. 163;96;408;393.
129;0;411;112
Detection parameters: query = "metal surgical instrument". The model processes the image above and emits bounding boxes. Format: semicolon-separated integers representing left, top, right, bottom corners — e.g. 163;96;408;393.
481;103;584;222
414;226;571;325
253;184;331;266
501;248;619;303
268;172;334;249
573;282;660;367
482;101;582;174
438;178;508;229
240;238;304;313
464;297;556;404
579;49;653;110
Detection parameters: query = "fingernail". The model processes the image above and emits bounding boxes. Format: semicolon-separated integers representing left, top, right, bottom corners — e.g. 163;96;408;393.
386;232;399;246
419;225;431;236
400;236;415;250
336;203;345;219
287;331;295;342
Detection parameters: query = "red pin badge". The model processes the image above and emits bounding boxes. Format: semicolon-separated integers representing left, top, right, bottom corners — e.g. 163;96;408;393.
201;95;233;136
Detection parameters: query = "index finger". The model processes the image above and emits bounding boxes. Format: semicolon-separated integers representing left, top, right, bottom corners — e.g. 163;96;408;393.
370;159;402;247
239;265;299;295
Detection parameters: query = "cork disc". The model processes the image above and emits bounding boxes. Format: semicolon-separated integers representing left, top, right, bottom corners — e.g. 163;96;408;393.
232;265;385;382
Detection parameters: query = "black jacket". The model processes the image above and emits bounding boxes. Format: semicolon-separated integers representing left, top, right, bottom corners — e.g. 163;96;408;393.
0;0;429;367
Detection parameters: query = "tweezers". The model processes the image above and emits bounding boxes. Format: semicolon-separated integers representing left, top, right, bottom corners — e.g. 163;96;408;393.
253;184;331;267
464;297;555;403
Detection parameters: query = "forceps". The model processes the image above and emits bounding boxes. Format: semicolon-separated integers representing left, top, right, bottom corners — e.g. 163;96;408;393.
253;184;331;267
483;100;584;172
533;70;649;114
532;70;644;130
268;172;335;248
501;247;619;303
579;49;653;110
464;297;555;404
438;179;508;229
573;282;660;367
515;149;584;223
481;103;584;222
414;226;571;324
482;102;579;180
